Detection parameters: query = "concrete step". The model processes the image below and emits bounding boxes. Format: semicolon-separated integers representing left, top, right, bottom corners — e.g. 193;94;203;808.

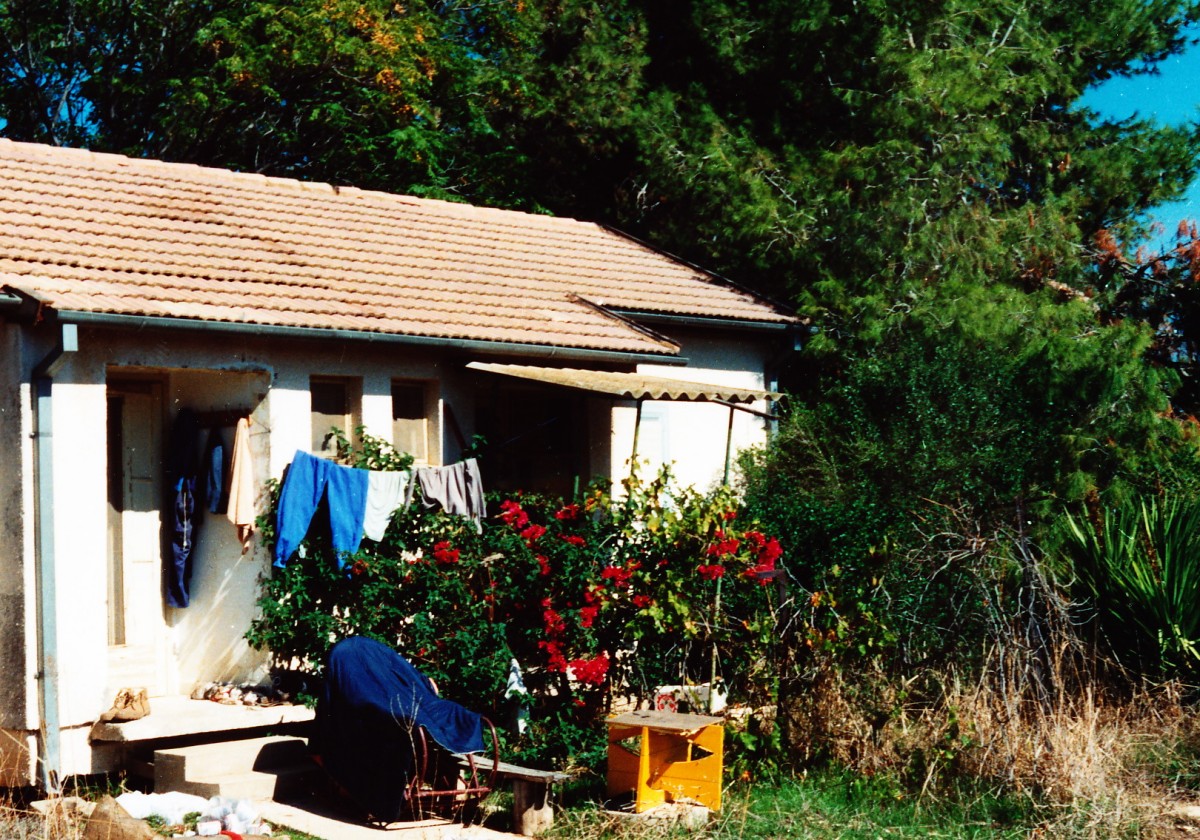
164;764;319;801
155;735;316;799
155;735;309;784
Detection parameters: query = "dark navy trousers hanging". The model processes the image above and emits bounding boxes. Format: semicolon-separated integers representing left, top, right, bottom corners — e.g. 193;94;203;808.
165;408;200;608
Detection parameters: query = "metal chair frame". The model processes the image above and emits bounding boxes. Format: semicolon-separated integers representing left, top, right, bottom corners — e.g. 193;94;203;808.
402;716;500;822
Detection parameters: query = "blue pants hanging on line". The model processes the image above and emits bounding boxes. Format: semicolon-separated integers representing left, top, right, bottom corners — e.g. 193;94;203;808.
275;450;369;569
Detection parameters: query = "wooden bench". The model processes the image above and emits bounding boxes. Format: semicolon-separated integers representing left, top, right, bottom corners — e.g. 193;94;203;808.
457;756;570;836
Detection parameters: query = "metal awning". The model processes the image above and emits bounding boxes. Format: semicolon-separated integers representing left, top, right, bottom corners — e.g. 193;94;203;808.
466;362;780;404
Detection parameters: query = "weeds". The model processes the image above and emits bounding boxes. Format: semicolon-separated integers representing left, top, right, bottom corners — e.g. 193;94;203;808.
547;773;1037;839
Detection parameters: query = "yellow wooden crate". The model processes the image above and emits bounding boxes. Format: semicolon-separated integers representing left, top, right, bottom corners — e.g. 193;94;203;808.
606;709;724;813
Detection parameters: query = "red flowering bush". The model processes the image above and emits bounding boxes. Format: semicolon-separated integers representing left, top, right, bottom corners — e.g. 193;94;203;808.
248;434;780;771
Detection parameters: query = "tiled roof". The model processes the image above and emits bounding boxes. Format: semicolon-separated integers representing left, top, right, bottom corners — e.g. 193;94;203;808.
0;139;793;357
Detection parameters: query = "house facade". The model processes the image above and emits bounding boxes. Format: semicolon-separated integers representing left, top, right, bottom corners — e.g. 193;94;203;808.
0;139;796;786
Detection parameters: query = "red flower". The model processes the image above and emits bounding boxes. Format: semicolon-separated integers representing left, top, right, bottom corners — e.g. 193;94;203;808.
350;559;369;576
723;510;737;521
580;605;599;628
520;523;547;546
499;499;529;530
742;532;782;585
600;564;635;589
543;606;565;635
537;554;552;576
568;654;609;686
560;534;586;547
432;540;460;564
696;564;726;580
705;529;741;557
538;640;568;672
555;504;581;521
631;594;652;608
744;531;782;561
763;537;783;564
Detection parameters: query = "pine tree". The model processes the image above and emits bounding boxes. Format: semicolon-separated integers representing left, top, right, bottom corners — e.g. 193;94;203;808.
513;1;1200;333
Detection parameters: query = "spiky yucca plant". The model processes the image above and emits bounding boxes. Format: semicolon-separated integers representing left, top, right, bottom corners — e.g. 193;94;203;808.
1064;496;1200;677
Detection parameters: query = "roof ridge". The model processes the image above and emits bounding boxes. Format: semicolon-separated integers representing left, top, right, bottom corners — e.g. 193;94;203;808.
0;137;347;196
0;137;599;230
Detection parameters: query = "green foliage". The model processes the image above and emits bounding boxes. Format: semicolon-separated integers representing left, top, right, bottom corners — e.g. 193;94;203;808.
247;436;779;770
0;0;546;203
1063;494;1200;677
740;302;1200;784
490;1;1200;332
741;301;1197;674
1097;221;1200;419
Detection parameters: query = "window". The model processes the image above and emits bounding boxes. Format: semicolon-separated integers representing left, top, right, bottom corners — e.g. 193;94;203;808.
392;381;429;462
311;377;359;454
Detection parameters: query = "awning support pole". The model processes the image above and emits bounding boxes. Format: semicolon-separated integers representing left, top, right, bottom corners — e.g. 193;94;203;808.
722;405;735;487
629;398;644;483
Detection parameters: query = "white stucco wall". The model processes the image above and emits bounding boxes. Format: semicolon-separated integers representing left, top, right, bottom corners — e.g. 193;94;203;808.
51;377;111;728
0;323;33;739
612;329;773;491
5;325;471;780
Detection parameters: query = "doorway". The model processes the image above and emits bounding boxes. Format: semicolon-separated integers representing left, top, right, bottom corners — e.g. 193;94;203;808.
105;378;170;697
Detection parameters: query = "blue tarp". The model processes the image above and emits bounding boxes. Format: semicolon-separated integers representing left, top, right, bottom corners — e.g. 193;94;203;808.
311;636;485;821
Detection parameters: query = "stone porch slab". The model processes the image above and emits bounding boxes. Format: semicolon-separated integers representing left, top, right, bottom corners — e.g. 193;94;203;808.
89;695;315;743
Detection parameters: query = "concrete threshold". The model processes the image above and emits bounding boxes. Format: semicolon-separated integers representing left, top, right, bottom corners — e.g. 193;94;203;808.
90;695;315;743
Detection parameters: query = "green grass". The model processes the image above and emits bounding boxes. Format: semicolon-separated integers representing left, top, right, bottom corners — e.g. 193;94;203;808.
542;771;1115;839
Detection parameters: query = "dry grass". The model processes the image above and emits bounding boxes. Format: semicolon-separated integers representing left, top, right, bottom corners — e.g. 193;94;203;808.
773;514;1200;838
0;795;85;840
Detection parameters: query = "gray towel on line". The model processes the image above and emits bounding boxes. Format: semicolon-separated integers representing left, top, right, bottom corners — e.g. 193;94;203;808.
414;458;485;533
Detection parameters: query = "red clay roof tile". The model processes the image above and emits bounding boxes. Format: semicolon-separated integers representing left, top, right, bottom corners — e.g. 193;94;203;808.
0;139;792;355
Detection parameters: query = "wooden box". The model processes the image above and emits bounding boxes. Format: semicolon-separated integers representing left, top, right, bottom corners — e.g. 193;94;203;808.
606;709;724;813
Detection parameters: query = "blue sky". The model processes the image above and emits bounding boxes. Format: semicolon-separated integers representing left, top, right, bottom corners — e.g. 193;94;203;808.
1079;24;1200;242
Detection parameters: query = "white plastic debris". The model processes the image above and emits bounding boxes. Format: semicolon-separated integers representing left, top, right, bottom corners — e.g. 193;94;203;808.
115;791;210;825
201;796;267;835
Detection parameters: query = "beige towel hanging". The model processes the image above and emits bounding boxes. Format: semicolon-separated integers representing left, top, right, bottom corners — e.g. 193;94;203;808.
226;417;257;548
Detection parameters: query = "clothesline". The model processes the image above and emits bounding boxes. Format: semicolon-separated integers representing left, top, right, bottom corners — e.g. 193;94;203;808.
274;451;486;571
